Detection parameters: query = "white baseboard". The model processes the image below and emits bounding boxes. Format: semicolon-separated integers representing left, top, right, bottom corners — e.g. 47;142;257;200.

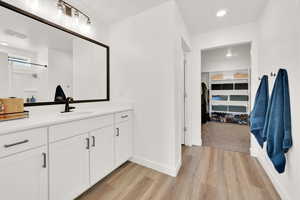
250;146;259;157
130;156;181;177
174;159;182;176
255;148;291;200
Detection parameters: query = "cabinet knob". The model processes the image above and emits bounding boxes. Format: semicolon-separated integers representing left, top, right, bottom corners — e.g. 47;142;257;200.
121;115;128;119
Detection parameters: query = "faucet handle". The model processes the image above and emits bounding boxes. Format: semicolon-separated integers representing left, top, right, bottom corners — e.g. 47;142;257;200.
66;97;74;102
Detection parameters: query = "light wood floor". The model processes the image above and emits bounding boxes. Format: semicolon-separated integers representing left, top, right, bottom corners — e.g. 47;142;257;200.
77;146;280;200
202;122;251;153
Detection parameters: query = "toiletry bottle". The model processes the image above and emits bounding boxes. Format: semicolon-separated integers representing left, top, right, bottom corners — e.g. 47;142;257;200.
30;96;36;103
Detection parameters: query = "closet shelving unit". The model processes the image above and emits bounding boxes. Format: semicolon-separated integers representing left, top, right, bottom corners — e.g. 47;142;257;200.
208;70;250;123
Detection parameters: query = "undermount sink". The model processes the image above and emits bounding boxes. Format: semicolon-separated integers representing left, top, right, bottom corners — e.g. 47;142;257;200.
59;111;94;117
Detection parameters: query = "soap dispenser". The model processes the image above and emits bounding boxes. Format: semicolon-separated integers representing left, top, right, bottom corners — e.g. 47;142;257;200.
30;96;36;103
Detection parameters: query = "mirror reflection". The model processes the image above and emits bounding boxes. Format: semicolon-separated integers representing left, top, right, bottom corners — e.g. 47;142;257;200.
0;5;108;104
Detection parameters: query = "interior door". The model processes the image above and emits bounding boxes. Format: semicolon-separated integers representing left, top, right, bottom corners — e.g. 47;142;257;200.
90;126;114;185
49;134;90;200
0;146;48;200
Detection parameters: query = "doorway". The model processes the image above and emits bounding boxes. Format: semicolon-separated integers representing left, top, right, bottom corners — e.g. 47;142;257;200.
200;43;251;153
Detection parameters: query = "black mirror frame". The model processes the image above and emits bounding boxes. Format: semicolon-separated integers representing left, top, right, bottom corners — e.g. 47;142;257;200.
0;1;110;106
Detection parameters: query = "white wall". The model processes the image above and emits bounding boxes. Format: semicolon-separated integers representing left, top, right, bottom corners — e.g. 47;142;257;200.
201;43;251;72
109;0;191;176
255;0;300;199
201;72;209;87
190;22;259;146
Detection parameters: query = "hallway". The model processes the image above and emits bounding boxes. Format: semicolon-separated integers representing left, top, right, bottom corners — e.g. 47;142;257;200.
202;122;251;153
77;146;279;200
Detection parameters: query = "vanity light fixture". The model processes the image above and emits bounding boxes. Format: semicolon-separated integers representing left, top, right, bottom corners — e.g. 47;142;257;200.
56;0;91;25
74;10;79;17
87;17;91;25
57;0;64;13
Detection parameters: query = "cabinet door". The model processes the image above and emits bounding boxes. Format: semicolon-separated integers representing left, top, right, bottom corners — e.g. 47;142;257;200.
0;146;48;200
49;134;90;200
90;126;114;185
115;121;133;167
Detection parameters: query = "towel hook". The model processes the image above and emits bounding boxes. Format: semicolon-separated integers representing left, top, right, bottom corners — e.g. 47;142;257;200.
270;72;277;77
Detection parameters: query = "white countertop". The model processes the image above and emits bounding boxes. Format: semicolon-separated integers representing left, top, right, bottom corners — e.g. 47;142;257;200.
0;104;133;136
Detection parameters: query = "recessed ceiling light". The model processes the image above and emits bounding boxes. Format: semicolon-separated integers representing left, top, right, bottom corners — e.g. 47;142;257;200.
0;42;8;46
216;9;228;18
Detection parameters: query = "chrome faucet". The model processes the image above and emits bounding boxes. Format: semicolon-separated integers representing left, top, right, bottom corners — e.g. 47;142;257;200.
63;97;75;113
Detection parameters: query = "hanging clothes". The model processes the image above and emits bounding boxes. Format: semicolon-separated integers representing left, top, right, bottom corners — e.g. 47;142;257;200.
250;75;269;147
201;82;209;124
263;69;292;173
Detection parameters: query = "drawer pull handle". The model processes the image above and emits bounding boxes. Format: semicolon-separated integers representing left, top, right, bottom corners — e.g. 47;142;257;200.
86;138;90;150
116;128;120;136
42;153;47;168
121;115;128;119
92;136;96;147
4;139;29;148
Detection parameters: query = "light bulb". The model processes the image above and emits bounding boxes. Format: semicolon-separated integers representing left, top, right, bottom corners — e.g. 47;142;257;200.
226;49;233;58
216;9;228;18
0;42;8;46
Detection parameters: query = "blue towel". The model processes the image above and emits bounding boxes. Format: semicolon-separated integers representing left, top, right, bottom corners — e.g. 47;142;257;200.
250;75;269;147
263;69;292;173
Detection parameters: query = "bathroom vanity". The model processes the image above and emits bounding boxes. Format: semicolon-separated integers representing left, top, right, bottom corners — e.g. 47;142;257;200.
0;106;133;200
0;2;128;199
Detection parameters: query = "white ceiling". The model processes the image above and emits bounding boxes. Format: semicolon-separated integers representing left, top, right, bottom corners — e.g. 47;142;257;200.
71;0;268;35
175;0;268;35
67;0;168;25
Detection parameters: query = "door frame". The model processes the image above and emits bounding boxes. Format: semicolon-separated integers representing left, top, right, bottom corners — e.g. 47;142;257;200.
181;38;192;146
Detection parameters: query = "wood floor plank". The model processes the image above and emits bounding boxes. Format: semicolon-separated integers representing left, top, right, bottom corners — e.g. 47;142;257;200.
76;146;281;200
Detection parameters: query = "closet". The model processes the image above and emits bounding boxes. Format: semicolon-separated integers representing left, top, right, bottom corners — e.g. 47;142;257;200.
208;70;250;124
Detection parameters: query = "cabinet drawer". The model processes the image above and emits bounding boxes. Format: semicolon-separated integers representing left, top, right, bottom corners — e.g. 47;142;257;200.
49;114;114;143
0;128;47;158
115;111;132;124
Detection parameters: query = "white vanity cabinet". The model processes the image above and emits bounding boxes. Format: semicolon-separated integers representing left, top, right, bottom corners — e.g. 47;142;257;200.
0;128;48;200
0;108;133;200
89;126;115;185
48;115;114;200
49;110;132;200
49;133;90;200
115;111;133;167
